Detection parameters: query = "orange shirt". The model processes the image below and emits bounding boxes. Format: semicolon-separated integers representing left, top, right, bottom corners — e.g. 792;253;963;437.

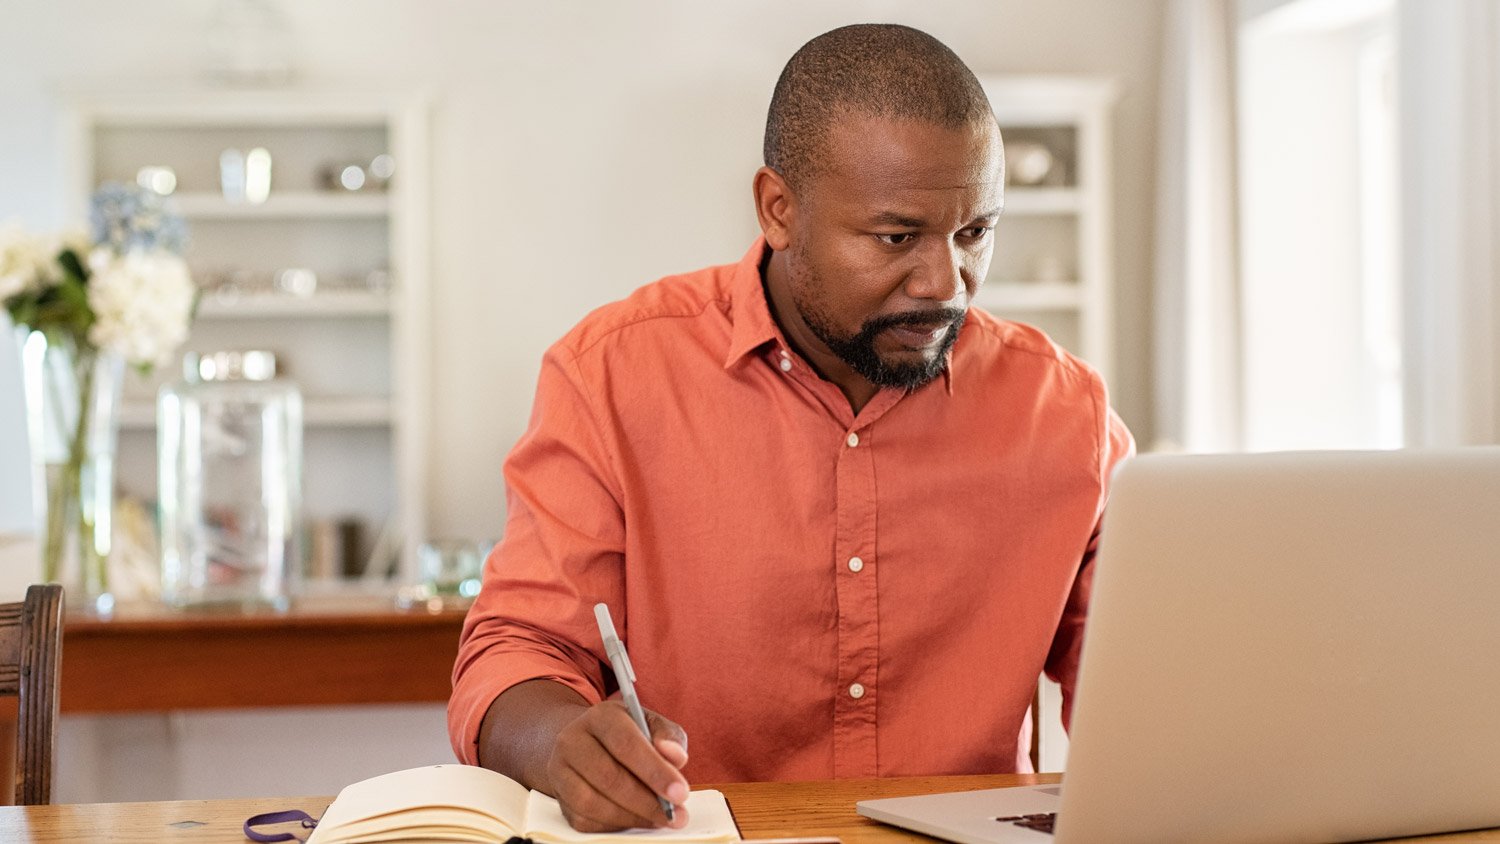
449;238;1134;782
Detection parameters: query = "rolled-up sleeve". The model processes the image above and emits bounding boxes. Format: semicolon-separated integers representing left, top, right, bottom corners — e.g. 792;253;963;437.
448;344;626;765
1045;398;1135;731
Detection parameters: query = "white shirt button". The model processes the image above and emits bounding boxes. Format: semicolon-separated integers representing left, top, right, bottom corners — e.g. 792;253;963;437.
849;682;866;699
846;432;860;448
848;556;864;573
778;357;792;372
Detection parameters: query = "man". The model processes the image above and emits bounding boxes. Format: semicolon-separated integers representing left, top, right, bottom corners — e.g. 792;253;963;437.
449;23;1134;833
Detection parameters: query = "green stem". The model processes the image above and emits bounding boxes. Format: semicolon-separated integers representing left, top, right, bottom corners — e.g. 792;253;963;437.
39;343;79;583
71;351;102;594
41;464;68;584
42;347;97;588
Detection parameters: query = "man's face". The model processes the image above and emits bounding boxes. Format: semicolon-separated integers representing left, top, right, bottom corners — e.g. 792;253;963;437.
782;115;1004;389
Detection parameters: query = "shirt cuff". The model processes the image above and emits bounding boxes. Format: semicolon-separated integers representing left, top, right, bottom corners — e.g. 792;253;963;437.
448;649;605;766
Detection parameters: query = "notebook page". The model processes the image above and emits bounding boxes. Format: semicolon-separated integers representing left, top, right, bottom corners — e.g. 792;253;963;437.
311;764;529;841
311;806;510;843
523;789;740;844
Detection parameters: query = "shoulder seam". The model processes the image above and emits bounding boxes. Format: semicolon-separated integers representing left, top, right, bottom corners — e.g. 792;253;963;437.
965;314;1095;390
570;296;729;358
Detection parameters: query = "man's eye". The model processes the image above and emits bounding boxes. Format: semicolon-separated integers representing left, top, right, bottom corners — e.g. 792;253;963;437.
876;233;914;246
960;226;993;240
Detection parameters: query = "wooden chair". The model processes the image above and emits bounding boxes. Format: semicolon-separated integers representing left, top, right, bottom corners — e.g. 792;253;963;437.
1029;683;1042;773
0;585;63;805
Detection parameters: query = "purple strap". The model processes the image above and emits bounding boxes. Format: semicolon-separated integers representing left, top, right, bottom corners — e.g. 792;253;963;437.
244;809;319;843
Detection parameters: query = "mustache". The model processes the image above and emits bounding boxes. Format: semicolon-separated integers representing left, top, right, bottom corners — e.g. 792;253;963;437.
862;307;967;335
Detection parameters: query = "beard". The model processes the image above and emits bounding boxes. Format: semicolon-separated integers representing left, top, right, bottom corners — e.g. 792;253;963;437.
790;267;967;391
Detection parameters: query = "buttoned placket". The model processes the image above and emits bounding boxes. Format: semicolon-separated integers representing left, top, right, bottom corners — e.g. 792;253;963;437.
765;343;905;776
832;416;882;776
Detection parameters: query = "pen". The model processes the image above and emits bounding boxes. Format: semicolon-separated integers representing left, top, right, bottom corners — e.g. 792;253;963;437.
593;602;677;824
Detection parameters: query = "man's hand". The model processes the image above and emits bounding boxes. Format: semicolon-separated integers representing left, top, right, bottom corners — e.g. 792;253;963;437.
476;680;691;832
547;701;690;832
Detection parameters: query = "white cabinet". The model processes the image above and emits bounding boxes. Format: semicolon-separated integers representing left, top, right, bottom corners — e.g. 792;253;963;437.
979;76;1117;772
979;76;1117;385
64;92;429;581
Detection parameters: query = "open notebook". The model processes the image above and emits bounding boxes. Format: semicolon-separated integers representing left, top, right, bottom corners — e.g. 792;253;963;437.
306;764;741;844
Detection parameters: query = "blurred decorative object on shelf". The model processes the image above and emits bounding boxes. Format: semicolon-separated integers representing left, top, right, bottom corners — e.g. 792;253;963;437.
244;147;272;204
200;266;392;305
364;268;391;291
320;162;365;192
367;154;396;189
159;349;302;609
412;538;487;605
220;148;246;202
274;267;317;297
3;183;195;612
340;165;365;191
339;517;366;578
204;0;295;86
306;516;366;581
306;518;336;580
1004;139;1057;187
135;166;177;196
320;155;395;193
202;267;256;301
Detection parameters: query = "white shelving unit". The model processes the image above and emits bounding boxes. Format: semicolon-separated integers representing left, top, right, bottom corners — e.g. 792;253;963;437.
63;91;430;582
980;76;1117;773
195;290;393;318
980;76;1117;385
172;192;392;219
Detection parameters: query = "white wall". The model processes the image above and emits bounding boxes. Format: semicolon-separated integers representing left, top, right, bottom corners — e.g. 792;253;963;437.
1;0;1166;541
0;0;1167;800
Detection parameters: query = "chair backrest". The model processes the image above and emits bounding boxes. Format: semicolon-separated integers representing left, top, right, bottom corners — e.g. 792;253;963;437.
0;584;63;805
1028;683;1041;773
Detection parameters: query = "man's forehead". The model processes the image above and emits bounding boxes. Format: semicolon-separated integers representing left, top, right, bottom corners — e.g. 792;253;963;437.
804;115;1003;216
817;114;1003;189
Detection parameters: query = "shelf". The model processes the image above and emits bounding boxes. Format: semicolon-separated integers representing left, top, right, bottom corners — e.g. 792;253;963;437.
61;593;467;712
975;282;1084;311
171;192;390;219
74;91;431;584
119;396;392;430
1002;187;1081;215
196;290;391;318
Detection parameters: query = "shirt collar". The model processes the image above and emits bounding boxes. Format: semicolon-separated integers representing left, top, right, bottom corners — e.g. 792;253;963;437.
722;236;958;396
723;237;781;369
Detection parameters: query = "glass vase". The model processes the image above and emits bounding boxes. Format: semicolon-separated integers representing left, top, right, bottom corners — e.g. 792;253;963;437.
16;328;125;614
158;350;302;610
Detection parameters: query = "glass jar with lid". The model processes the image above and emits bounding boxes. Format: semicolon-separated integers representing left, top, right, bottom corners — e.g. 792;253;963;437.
158;350;302;609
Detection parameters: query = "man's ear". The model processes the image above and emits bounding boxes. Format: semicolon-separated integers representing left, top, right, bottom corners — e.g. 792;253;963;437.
752;166;796;251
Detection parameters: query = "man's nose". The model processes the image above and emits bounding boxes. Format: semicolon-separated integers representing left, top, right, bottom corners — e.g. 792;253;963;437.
906;240;967;303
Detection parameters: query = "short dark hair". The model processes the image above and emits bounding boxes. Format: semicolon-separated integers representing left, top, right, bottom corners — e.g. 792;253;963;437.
764;24;995;189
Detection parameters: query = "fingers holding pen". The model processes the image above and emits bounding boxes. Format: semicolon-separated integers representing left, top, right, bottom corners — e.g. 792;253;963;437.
550;753;660;833
589;702;690;821
548;701;689;830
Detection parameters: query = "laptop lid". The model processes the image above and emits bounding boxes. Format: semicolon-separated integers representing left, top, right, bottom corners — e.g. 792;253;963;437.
1055;448;1500;843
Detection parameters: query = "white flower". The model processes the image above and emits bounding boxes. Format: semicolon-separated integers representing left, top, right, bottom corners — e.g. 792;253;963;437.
0;219;53;301
86;250;195;367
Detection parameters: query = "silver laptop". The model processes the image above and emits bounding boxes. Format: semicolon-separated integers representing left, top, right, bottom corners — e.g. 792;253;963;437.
859;449;1500;843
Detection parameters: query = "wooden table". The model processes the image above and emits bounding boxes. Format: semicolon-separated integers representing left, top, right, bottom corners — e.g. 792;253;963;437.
1;775;1498;843
60;595;469;712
